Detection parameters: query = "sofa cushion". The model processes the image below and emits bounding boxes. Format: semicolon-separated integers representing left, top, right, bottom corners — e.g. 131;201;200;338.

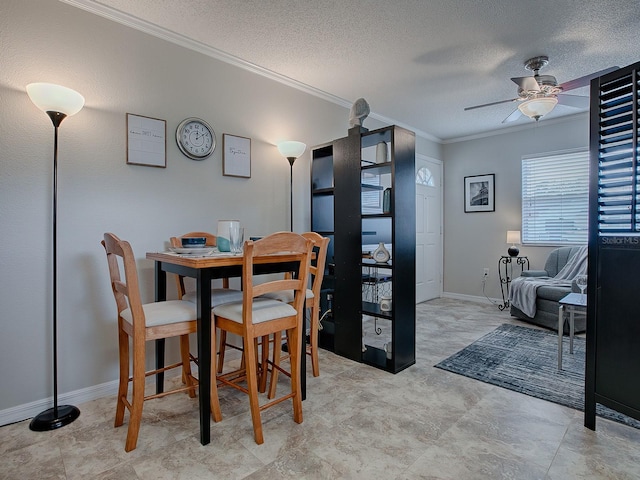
536;285;572;302
544;246;585;277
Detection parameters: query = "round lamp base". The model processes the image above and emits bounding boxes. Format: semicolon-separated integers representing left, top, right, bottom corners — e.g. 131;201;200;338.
507;246;520;257
29;405;80;432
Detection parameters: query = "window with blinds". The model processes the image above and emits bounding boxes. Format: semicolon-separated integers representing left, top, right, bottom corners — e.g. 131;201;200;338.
522;150;589;245
596;68;640;235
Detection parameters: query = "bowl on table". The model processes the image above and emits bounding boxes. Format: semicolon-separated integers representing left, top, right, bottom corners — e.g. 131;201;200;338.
181;237;207;248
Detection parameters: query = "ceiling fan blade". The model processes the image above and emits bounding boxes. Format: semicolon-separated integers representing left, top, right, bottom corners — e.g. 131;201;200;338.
464;97;519;111
557;93;590;109
502;107;523;124
511;76;540;92
559;66;620;91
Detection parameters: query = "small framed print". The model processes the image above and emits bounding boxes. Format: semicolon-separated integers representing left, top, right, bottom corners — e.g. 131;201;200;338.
464;173;495;212
126;113;166;168
222;134;251;178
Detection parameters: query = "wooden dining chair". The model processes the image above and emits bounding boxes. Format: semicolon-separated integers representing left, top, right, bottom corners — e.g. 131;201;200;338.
264;232;329;397
170;232;244;370
212;232;313;445
102;232;222;452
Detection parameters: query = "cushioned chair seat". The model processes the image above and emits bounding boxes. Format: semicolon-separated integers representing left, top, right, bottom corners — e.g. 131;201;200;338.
121;300;197;327
213;298;297;324
262;289;314;303
183;288;243;307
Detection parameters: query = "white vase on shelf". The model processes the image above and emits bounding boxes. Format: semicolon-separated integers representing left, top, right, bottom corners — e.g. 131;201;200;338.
372;242;390;263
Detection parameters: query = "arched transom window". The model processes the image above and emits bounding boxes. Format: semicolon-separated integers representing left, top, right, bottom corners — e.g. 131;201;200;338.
416;166;434;186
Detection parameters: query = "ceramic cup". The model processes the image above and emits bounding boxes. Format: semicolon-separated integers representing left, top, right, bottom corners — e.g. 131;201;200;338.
383;342;392;360
217;220;239;252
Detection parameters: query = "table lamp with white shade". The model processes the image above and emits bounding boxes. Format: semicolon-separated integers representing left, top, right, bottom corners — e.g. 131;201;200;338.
506;230;521;257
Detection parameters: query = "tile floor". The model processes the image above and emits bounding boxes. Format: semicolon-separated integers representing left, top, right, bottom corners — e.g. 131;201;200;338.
2;298;640;479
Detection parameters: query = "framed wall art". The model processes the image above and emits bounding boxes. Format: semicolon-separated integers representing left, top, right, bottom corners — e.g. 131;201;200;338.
222;134;251;178
464;173;495;212
126;113;166;168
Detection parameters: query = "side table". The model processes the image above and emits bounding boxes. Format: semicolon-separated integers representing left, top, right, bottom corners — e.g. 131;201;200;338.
558;292;586;370
497;256;529;311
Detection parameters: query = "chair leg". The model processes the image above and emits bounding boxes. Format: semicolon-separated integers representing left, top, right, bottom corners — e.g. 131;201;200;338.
210;327;222;422
179;334;196;398
124;338;146;452
287;325;303;425
217;330;227;374
258;335;269;393
244;335;264;444
114;328;129;428
267;332;282;399
309;303;320;377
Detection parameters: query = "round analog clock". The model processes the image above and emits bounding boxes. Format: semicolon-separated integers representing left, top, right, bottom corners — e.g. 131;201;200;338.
176;117;216;160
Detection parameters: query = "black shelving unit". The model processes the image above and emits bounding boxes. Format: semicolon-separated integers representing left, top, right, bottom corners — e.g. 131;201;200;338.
310;125;416;373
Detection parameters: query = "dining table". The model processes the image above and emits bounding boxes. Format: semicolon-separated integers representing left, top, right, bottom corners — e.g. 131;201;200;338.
146;250;307;446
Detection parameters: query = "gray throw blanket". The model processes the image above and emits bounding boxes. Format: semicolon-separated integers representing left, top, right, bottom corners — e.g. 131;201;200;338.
509;246;588;317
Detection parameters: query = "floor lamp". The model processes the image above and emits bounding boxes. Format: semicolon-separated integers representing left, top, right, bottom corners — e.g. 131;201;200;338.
26;83;84;431
277;141;306;232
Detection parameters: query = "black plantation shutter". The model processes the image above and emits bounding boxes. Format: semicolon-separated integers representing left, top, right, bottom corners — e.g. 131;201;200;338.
596;68;640;234
585;61;640;431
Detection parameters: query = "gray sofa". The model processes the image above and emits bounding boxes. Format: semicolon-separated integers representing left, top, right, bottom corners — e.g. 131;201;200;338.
510;246;585;333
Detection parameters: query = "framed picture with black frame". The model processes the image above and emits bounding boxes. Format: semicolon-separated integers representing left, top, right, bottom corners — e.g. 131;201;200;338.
464;173;495;212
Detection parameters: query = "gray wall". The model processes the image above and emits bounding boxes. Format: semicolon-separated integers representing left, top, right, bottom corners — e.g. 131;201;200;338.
0;0;440;417
442;115;589;301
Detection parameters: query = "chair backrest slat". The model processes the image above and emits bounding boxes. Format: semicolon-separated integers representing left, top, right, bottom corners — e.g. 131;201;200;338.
102;233;146;334
241;232;313;323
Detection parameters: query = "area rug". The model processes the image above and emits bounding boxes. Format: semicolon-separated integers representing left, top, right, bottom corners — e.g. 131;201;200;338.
435;323;640;429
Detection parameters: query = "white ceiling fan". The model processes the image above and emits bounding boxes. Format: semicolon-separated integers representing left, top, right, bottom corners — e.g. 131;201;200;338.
465;56;618;123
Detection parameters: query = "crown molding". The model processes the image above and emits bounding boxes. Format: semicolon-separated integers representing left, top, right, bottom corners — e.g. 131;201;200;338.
61;0;441;144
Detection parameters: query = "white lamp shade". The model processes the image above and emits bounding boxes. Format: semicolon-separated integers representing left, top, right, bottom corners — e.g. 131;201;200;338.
277;141;306;159
506;230;521;244
26;83;85;116
517;97;557;119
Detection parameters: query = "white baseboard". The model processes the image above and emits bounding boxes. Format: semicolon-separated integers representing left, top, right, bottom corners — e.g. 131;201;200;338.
0;380;120;427
0;370;185;427
441;291;502;305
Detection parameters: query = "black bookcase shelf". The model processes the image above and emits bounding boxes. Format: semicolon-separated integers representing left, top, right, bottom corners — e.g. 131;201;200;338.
310;125;416;373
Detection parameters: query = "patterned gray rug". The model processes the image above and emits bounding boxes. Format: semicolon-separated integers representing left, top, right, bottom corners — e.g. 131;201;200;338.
435;323;640;429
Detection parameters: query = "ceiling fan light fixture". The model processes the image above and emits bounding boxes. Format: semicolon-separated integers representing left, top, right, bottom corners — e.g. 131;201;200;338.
518;96;558;121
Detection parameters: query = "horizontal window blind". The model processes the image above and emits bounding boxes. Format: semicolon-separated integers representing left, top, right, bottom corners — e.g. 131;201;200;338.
522;150;589;245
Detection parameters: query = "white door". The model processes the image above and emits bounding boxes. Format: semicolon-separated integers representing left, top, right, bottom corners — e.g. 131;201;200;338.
415;155;442;302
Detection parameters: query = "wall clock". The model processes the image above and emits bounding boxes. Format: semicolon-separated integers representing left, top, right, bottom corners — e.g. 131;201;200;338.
175;117;216;160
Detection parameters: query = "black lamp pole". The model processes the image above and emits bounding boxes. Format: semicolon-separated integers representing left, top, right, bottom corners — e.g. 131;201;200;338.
288;156;296;232
29;111;81;431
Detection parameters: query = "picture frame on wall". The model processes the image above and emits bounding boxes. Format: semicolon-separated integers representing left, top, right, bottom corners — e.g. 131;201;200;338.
464;173;495;212
222;134;251;178
126;113;166;168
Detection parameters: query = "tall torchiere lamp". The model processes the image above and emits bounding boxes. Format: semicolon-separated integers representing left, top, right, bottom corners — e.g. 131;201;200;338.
277;141;307;231
26;83;85;431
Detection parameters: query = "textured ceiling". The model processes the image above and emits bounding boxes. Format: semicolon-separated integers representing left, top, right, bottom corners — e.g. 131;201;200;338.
75;0;639;141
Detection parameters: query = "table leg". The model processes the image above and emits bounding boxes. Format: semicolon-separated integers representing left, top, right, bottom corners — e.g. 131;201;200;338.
301;305;306;401
196;269;212;445
154;262;167;394
569;308;575;354
558;304;564;370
